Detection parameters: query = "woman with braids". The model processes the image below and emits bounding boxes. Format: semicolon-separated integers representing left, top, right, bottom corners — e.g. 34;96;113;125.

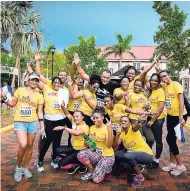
124;59;158;93
70;75;100;127
77;107;115;183
145;73;166;169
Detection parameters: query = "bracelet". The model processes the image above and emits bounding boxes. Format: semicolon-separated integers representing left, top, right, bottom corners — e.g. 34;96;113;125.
3;97;9;103
39;119;43;122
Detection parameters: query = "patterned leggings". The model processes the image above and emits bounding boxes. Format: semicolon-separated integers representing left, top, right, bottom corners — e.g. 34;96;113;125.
77;149;115;183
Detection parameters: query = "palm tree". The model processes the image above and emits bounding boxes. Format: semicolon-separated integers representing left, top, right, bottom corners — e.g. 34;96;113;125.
103;33;136;70
1;2;43;87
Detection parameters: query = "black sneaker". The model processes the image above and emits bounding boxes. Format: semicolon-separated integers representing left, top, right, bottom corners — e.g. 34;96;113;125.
148;161;159;169
79;166;88;174
67;166;80;175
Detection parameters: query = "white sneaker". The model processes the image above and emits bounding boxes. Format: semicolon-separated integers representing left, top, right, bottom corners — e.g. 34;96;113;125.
37;162;44;172
50;159;58;169
171;165;186;176
14;166;23;182
23;168;32;178
162;163;176;172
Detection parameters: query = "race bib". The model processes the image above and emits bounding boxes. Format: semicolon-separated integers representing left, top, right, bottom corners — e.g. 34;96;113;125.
97;98;104;107
20;106;32;117
165;98;172;109
73;102;80;111
53;101;62;109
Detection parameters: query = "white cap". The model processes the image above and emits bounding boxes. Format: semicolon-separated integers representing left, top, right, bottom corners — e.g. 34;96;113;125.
29;73;40;80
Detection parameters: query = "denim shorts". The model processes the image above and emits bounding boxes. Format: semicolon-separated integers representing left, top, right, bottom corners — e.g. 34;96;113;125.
14;121;39;134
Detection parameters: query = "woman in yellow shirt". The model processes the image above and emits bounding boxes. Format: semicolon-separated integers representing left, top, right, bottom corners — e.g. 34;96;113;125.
113;76;130;105
113;116;153;187
145;73;165;169
37;77;69;172
124;59;158;93
77;107;115;183
1;73;44;183
128;79;154;148
159;70;187;176
53;105;89;175
71;75;100;127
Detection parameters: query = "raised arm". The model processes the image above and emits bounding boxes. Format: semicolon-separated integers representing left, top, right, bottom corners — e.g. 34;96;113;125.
61;103;73;122
35;52;48;84
82;93;97;110
140;59;158;80
105;118;114;148
74;58;90;81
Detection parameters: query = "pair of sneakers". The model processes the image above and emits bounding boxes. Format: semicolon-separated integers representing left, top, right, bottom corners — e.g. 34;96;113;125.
162;163;186;176
14;166;32;183
37;157;59;173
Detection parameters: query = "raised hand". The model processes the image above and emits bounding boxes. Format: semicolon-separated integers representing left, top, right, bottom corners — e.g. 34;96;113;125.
105;118;112;130
35;52;41;61
73;53;80;65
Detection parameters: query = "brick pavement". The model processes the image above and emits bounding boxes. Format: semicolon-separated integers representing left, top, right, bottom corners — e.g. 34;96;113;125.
1;126;190;191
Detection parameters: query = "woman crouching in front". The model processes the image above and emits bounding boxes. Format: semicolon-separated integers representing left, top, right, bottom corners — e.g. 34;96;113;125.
77;106;114;183
114;116;153;187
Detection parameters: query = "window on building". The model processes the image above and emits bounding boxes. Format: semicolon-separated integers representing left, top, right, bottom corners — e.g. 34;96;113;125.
133;62;141;71
109;68;113;74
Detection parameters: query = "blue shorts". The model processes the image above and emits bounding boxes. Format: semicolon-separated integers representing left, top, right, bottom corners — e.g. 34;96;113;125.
14;121;39;134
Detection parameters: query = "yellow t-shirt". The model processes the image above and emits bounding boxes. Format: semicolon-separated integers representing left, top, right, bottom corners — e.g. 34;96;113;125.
129;92;148;120
163;82;187;116
128;75;140;93
120;126;153;155
148;88;166;119
105;104;127;129
89;125;114;157
14;87;44;122
78;89;97;116
67;88;82;112
43;84;63;115
72;122;89;150
113;87;127;105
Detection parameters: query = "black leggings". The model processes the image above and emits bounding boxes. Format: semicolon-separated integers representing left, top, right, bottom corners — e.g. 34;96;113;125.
150;118;165;159
39;118;66;162
56;145;80;167
166;114;187;156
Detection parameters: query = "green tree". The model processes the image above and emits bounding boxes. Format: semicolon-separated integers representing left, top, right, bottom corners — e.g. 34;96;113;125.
153;1;190;72
103;33;136;70
64;35;107;76
1;1;43;87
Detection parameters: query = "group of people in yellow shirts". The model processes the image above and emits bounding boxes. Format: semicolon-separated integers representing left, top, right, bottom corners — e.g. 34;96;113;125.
1;53;187;187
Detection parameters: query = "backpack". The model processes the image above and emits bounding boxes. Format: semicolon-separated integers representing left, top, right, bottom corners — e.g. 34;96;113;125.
184;93;190;116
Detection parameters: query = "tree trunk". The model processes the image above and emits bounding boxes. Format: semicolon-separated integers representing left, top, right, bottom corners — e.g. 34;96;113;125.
11;55;20;88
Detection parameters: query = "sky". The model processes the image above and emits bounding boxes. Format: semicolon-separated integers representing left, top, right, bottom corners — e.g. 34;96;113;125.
8;1;190;52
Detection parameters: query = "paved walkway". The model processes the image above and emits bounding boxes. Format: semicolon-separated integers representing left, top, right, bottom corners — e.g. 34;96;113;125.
1;126;190;191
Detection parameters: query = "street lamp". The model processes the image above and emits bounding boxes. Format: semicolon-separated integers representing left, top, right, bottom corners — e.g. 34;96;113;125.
50;45;56;78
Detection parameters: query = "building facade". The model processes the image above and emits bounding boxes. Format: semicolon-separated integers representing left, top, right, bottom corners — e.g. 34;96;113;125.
98;46;167;79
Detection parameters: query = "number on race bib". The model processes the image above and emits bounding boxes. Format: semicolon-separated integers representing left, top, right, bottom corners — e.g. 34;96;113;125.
20;107;32;117
53;101;61;109
73;103;80;111
165;98;172;109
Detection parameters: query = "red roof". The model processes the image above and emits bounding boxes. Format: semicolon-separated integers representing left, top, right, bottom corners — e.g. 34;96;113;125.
98;46;166;60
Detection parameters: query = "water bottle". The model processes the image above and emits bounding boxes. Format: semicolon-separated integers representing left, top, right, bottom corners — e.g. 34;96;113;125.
82;134;96;148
